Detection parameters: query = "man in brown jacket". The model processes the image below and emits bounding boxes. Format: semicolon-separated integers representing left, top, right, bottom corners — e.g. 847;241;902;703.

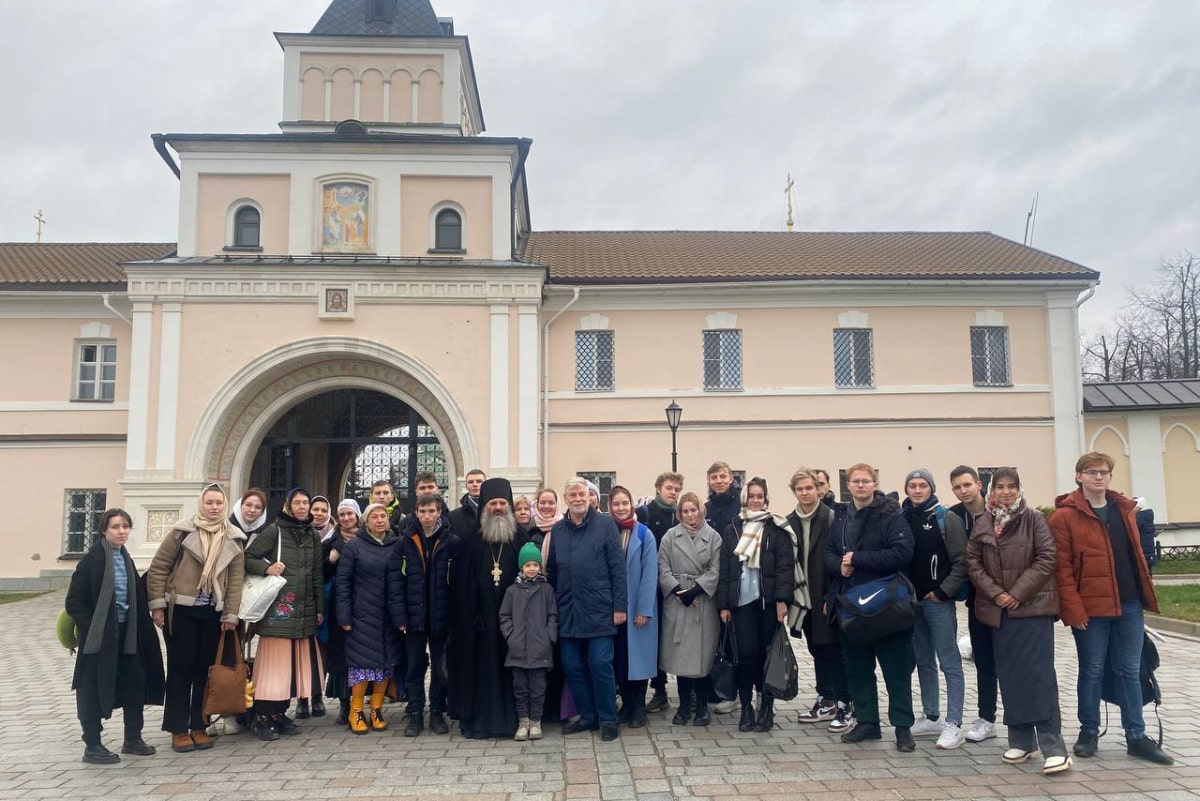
1050;451;1172;765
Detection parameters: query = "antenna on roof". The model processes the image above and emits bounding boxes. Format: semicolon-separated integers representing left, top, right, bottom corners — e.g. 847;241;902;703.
1023;191;1039;246
785;173;795;232
34;209;46;244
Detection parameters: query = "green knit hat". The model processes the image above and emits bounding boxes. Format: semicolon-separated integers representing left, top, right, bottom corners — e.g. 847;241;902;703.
518;541;542;568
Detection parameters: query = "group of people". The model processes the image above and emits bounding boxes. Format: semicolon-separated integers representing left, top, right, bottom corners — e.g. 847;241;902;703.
67;452;1172;777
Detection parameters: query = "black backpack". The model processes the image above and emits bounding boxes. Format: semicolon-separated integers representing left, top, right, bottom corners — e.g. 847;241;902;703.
1100;630;1163;745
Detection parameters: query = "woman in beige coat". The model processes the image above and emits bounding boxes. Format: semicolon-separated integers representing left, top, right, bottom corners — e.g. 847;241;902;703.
145;484;244;753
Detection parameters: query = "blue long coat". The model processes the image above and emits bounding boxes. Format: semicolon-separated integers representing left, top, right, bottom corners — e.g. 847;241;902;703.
623;522;659;681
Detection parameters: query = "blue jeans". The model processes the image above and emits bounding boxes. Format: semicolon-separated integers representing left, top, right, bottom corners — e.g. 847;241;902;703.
912;599;965;726
1073;600;1145;738
560;635;617;726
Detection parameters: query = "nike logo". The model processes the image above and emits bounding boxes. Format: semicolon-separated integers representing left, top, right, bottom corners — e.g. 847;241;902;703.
858;588;885;605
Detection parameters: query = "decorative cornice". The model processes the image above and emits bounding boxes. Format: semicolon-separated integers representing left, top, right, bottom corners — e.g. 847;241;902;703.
123;264;543;304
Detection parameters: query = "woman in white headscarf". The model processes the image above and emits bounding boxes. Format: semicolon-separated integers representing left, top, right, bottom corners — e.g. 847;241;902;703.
322;498;361;724
146;483;245;753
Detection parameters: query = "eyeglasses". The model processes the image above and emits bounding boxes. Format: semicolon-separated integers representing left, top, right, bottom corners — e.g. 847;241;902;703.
848;479;875;485
1081;470;1112;478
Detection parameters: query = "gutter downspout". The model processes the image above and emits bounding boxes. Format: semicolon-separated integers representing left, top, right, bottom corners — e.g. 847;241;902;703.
542;287;580;476
1072;285;1097;445
100;292;131;325
151;134;181;179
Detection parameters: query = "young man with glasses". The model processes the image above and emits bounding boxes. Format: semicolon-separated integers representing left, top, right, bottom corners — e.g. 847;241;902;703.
824;463;917;752
1050;451;1172;765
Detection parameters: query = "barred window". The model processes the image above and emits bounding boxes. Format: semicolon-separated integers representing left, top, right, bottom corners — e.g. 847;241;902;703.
578;471;616;512
703;329;742;390
971;326;1011;386
63;489;107;555
74;341;117;401
977;467;1000;495
834;328;874;388
575;330;614;391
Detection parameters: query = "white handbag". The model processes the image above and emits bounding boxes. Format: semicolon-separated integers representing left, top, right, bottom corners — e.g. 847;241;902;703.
239;533;286;623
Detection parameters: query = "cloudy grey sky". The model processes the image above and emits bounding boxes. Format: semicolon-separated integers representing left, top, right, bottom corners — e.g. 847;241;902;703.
2;1;1197;330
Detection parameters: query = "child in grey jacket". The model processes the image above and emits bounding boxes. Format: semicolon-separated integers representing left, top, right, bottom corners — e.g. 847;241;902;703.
500;542;559;740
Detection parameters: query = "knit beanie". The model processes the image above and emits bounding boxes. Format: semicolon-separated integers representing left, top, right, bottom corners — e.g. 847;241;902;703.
518;541;542;567
337;498;361;517
903;468;936;494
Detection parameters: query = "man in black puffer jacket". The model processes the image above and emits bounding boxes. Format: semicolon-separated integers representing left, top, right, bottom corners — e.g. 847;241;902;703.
824;463;916;753
704;462;741;534
393;494;459;737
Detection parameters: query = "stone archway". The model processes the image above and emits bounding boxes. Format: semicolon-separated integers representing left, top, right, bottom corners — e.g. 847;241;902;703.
186;338;478;494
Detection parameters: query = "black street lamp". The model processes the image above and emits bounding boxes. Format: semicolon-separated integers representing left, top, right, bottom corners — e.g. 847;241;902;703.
665;400;683;472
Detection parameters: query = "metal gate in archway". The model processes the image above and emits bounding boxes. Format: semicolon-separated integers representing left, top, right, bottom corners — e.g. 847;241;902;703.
248;388;449;512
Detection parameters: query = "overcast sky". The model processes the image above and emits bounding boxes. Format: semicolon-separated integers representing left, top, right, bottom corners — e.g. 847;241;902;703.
2;1;1196;330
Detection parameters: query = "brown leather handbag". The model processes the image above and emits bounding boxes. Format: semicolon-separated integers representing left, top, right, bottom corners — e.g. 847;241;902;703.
203;630;250;717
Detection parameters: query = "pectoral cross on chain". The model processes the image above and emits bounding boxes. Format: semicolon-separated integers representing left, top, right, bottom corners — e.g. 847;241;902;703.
491;561;503;586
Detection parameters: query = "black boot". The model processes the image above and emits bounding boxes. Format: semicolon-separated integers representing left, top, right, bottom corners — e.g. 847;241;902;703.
693;696;712;727
336;700;350;726
671;692;694;725
753;695;774;732
1073;728;1098;758
647;687;670;712
738;688;756;732
296;698;310;719
310;696;325;718
629;691;648;729
617;685;633;725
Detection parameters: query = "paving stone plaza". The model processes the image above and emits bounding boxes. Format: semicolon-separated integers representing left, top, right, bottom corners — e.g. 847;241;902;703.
2;591;1197;801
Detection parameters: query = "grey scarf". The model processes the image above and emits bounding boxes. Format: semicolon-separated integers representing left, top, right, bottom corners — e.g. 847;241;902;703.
83;540;137;656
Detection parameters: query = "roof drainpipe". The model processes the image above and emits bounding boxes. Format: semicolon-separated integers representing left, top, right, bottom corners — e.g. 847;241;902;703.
100;292;131;325
542;287;580;476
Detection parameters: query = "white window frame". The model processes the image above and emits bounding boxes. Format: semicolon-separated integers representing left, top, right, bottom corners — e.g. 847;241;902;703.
73;340;117;402
970;326;1012;387
702;329;743;391
428;202;466;253
575;330;615;392
833;328;875;389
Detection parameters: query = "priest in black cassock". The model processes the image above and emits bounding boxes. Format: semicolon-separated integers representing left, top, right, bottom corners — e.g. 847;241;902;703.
446;477;528;739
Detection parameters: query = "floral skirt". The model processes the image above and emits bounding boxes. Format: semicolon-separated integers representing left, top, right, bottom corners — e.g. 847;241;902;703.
347;666;394;687
253;636;323;701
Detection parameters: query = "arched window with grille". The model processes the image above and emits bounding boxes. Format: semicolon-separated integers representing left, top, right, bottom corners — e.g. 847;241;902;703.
233;206;261;248
434;208;462;251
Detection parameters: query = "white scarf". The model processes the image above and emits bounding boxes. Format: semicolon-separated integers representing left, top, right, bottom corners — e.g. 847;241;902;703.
735;509;771;568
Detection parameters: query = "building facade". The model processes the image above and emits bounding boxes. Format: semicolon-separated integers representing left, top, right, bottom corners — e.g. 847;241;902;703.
0;0;1100;586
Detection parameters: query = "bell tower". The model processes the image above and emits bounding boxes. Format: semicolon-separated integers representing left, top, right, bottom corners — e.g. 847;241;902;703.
276;0;484;136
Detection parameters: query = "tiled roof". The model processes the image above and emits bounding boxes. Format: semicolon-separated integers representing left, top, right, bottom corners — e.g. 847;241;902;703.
311;0;445;37
0;243;176;286
1083;380;1200;412
520;231;1098;284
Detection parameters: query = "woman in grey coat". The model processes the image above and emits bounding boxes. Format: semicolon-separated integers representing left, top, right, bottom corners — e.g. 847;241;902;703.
658;492;722;726
500;542;559;741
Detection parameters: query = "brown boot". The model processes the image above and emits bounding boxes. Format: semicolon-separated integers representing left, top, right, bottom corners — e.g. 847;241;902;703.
369;686;388;731
189;730;213;750
170;733;195;753
348;682;369;735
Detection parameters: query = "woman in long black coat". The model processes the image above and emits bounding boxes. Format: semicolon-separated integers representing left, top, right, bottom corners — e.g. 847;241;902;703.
66;508;164;764
322;498;361;724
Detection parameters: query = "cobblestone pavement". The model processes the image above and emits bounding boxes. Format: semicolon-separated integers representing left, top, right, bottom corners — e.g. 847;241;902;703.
3;591;1198;801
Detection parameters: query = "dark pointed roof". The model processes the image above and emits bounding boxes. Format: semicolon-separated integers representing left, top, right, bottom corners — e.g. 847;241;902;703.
311;0;446;37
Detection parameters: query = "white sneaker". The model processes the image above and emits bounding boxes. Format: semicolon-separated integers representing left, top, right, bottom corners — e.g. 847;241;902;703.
828;702;855;733
222;716;242;735
1002;747;1042;764
910;718;943;738
798;697;837;723
713;700;738;714
936;722;965;750
964;718;996;743
205;721;221;738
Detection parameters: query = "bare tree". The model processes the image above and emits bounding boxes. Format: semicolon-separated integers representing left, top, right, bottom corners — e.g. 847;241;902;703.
1082;252;1199;382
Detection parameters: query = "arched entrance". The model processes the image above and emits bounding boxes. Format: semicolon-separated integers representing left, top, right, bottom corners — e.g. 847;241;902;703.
185;338;479;502
248;388;449;511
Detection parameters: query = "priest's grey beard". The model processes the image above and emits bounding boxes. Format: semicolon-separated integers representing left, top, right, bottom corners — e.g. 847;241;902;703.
480;510;516;544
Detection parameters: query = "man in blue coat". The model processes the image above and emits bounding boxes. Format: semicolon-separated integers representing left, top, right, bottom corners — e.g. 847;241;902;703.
548;477;628;741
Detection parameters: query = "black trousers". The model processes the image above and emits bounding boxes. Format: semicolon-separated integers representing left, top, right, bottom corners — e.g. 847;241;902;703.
161;605;221;734
651;593;668;692
405;632;447;715
676;675;712;706
513;667;549;721
732;602;778;696
77;623;145;746
801;611;851;703
967;601;999;723
841;628;915;728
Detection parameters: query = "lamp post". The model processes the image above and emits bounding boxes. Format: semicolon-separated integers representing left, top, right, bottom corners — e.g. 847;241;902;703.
665;400;682;472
